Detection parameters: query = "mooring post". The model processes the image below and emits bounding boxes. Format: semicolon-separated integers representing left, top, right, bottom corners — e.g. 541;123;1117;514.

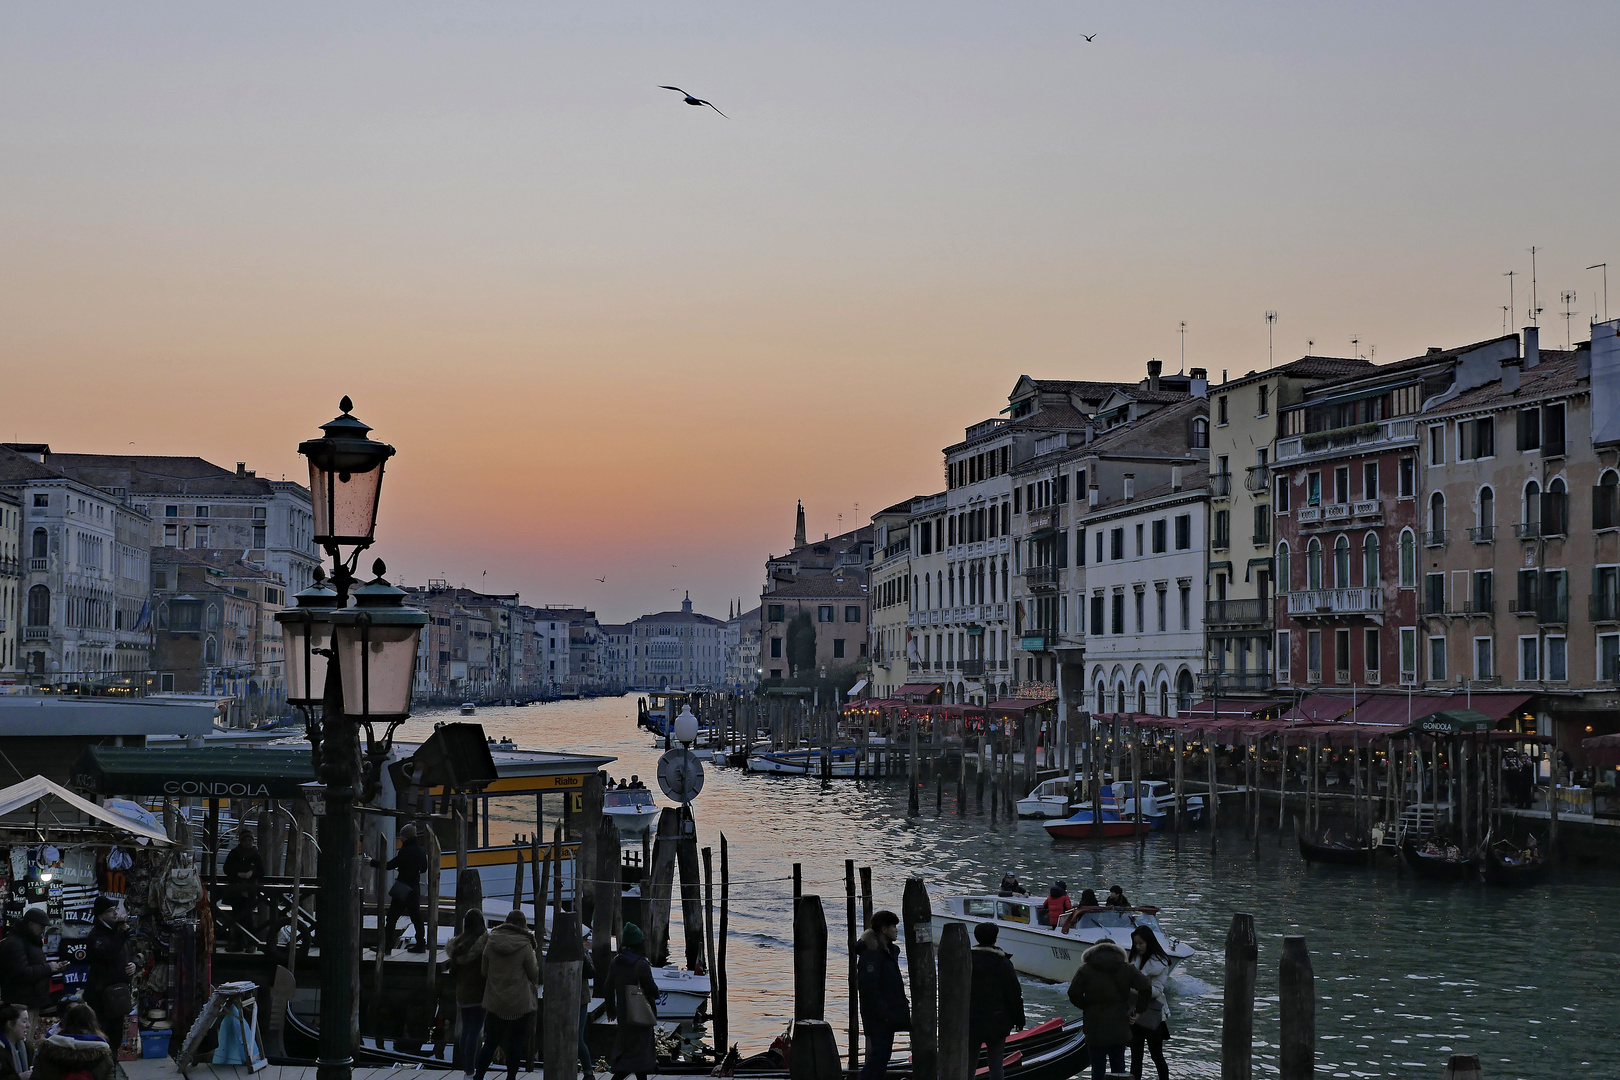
1278;935;1314;1080
425;823;442;1001
716;834;730;1054
902;877;938;1080
512;844;525;911
1173;729;1185;842
1208;729;1220;848
910;722;922;817
591;816;621;1000
703;846;717;983
676;809;705;971
1440;1052;1483;1079
1221;912;1258;1080
859;865;874;929
579;770;603;927
845;859;860;1073
541;905;583;1080
935;921;972;1080
794;862;803;899
793;894;828;1021
646;807;680;966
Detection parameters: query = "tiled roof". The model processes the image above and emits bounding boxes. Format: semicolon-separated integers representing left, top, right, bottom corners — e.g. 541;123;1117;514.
1102;388;1194;406
1026;379;1137;402
1083;396;1208;456
42;453;279;497
632;610;725;626
764;576;868;600
1123;465;1212;504
0;446;67;483
1432;350;1579;415
153;547;283;581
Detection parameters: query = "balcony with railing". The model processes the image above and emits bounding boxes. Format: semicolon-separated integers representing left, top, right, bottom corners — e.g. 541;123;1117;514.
29;558;47;572
1285;588;1385;617
1423;529;1447;547
1027;506;1060;535
1296;506;1323;524
1469;525;1496;543
1591;593;1620;624
1275;416;1417;463
1206;598;1269;626
1323;502;1351;522
960;658;985;678
1018;629;1055;650
1211;473;1233;499
1353;499;1383;518
24;626;49;641
1245;466;1270;493
1024;566;1059;591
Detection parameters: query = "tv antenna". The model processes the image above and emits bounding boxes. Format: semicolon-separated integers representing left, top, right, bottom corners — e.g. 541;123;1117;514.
1179;321;1187;371
1350;334;1362;359
1528;246;1543;325
1265;311;1278;368
1560;291;1579;349
1502;305;1510;336
1589;263;1609;322
1504;269;1516;330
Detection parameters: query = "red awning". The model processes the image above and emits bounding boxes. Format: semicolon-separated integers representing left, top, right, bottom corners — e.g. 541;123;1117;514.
1176;699;1282;720
895;683;943;703
987;697;1057;716
1431;692;1534;722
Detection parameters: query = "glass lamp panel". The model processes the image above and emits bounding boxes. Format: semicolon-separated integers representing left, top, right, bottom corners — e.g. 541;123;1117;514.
308;460;386;546
335;622;421;718
291;621;333;704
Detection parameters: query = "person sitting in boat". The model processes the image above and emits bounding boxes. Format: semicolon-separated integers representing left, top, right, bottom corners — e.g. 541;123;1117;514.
630;775;644;789
1078;888;1099;908
1042;882;1074;927
998;872;1028;898
1105;886;1132;908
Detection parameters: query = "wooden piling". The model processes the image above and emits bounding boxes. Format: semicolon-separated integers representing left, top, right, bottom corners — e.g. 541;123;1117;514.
909;722;922;817
935;921;972;1080
579;771;604;926
793;894;828;1021
1440;1052;1483;1079
541;904;583;1080
676;810;705;972
715;834;730;1054
591;817;620;1000
1207;730;1219;847
859;865;874;929
703;846;717;982
1278;935;1314;1080
902;877;938;1080
1220;912;1257;1080
845;859;860;1073
1173;730;1185;840
1131;721;1143;839
646;808;680;966
426;823;442;1001
1277;736;1288;845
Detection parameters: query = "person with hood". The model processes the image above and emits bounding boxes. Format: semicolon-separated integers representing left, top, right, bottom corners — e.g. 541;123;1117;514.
1041;882;1073;927
0;1004;33;1080
221;832;265;947
1067;939;1151;1080
29;1004;111;1080
968;923;1025;1080
382;824;430;952
445;909;488;1077
0;907;65;1037
997;873;1027;898
474;910;538;1080
83;898;134;1051
1127;927;1172;1080
604;923;659;1080
856;910;910;1080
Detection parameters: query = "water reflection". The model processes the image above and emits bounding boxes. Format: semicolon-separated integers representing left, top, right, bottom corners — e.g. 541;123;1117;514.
399;699;1617;1079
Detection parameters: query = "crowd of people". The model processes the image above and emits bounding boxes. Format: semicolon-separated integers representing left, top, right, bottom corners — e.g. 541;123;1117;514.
0;901;131;1080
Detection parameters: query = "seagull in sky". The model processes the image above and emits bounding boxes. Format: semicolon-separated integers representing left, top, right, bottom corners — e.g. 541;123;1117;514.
1081;33;1097;41
659;86;727;117
596;576;607;583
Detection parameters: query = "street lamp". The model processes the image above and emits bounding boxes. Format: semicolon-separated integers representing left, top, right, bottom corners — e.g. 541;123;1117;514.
672;704;700;746
281;398;424;1080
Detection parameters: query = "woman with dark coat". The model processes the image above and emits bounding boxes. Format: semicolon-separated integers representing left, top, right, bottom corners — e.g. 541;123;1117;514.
445;909;488;1077
968;923;1026;1080
30;1005;112;1080
604;923;660;1080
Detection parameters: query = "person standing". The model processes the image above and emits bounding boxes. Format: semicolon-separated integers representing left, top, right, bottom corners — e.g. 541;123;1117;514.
474;911;538;1080
604;923;659;1080
28;1004;111;1080
578;947;596;1077
1127;928;1172;1080
856;910;910;1080
384;824;430;952
0;907;65;1043
83;898;134;1052
445;909;488;1078
1067;939;1150;1080
221;833;265;948
0;1005;33;1080
968;923;1025;1080
1042;883;1073;927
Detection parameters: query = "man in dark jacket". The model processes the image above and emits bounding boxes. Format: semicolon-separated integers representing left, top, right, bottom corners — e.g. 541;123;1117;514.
1067;940;1151;1080
856;910;909;1080
0;907;64;1035
383;824;430;952
221;833;265;947
83;898;134;1049
968;923;1025;1080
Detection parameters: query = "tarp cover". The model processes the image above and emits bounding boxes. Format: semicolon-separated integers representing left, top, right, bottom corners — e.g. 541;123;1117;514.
0;776;171;845
73;746;315;800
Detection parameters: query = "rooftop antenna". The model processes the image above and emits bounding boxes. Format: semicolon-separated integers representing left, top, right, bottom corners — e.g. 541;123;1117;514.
1179;321;1187;371
1502;305;1510;336
1350;334;1362;359
1504;269;1516;332
1589;263;1609;322
1561;290;1579;349
1528;246;1543;325
1265;311;1278;368
1307;338;1314;352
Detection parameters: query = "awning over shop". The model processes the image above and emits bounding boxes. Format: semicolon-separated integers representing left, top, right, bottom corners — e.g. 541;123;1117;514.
1176;699;1282;720
1412;708;1495;735
1583;733;1620;768
1431;692;1533;722
986;697;1057;716
0;775;171;845
895;683;943;704
846;679;869;699
72;746;316;800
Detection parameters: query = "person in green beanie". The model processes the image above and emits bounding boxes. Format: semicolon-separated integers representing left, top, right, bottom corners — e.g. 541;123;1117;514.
604;923;659;1080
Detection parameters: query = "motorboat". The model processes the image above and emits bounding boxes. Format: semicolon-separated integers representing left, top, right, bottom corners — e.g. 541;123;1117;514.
458;702;476;715
1042;806;1151;840
649;965;712;1023
604;785;660;834
1016;777;1078;818
746;746;860;777
933;894;1194;983
1109;781;1205;829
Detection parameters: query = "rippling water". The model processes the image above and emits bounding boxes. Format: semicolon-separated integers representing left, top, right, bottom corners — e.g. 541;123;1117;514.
398;699;1617;1080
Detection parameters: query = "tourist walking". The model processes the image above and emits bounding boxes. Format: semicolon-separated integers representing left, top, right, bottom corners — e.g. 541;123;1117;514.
0;1005;33;1080
383;824;430;952
29;1005;111;1080
446;909;488;1077
1127;927;1172;1080
968;923;1025;1080
0;907;65;1040
856;910;910;1080
604;923;659;1080
473;911;538;1080
1067;940;1150;1080
83;898;134;1050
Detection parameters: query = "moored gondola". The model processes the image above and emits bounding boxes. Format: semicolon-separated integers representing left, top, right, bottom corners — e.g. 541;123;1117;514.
1401;839;1476;881
1298;833;1372;866
1481;841;1547;887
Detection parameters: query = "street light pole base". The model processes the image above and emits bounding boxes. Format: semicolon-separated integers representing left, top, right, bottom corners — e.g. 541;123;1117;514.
316;1057;354;1080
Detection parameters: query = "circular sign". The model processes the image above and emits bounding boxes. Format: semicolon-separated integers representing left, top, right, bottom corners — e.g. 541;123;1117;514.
657;748;705;804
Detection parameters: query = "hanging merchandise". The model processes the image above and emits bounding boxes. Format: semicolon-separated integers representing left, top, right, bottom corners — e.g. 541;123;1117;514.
9;848;25;881
158;855;203;924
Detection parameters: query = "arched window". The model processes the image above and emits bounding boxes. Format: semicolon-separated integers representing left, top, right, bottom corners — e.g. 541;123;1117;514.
1428;492;1446;542
1115;681;1127;712
1524;480;1541;531
1158;683;1169;716
1399;528;1416;587
1306;537;1323;591
1191;418;1209;448
1176;670;1196;711
1599;470;1620;529
1095;680;1106;713
1478;486;1494;539
1334;535;1351;588
1276;541;1291;591
26;585;49;626
1547;477;1568;535
30;529;46;560
1362;533;1380;585
1136;681;1148;713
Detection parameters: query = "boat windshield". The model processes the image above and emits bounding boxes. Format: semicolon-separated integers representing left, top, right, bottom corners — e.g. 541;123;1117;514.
605;789;652;807
1074;910;1161;931
963;898;996;918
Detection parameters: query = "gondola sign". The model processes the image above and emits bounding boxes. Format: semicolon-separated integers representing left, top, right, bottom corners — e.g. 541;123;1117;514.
656;748;704;805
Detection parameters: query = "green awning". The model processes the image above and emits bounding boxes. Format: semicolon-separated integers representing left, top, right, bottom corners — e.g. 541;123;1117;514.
72;746;316;799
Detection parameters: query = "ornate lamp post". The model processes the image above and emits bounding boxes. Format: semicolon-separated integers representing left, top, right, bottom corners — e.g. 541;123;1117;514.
275;398;426;1080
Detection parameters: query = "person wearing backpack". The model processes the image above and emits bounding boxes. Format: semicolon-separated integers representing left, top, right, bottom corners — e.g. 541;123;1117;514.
603;923;659;1080
29;1004;111;1080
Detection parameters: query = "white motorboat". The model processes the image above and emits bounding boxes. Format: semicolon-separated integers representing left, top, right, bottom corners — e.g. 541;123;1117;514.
1016;777;1081;818
458;702;477;715
1109;780;1206;829
650;965;712;1023
932;894;1195;983
603;786;660;834
746;746;860;777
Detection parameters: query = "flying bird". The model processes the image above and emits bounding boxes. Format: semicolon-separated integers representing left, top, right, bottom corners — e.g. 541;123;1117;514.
1082;33;1097;41
659;86;727;117
596;576;607;583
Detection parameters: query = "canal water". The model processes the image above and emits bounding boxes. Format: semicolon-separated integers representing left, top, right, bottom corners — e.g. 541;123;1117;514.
400;698;1616;1080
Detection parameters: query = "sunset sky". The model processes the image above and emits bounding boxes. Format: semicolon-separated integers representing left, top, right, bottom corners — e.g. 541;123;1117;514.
4;2;1617;622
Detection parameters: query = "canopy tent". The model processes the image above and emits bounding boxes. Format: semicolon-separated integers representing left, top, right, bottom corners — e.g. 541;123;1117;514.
0;775;171;845
72;746;316;800
894;683;944;704
1582;732;1620;769
986;697;1057;717
1431;691;1534;722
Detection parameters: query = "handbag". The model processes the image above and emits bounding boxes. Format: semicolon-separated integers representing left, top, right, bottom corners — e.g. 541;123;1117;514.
388;879;414;904
622;984;657;1028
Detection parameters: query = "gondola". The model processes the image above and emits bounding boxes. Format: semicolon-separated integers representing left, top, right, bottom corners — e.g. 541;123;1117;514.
1481;843;1547;887
1401;839;1477;881
1298;834;1372;866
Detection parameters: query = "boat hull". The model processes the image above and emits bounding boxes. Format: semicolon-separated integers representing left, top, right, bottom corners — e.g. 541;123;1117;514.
932;899;1193;984
1015;795;1072;819
1401;841;1477;881
1044;817;1150;840
1482;849;1546;887
1298;836;1372;866
746;749;859;777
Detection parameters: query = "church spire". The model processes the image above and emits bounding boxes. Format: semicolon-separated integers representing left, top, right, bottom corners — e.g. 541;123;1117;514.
794;499;807;549
681;591;693;615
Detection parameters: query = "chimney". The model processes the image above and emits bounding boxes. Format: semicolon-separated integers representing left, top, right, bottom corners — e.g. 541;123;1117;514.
1084;422;1095;445
1591;321;1620;445
1171;465;1183;490
1123;473;1135;501
1577;341;1591;381
1523;326;1540;369
1189;367;1208;398
236;462;246;477
1088;484;1100;508
1502;356;1521;394
1147;359;1162;392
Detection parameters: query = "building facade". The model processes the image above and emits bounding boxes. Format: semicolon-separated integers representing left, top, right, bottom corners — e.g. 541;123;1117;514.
0;491;19;678
631;595;724;689
868;499;916;700
149;549;286;722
